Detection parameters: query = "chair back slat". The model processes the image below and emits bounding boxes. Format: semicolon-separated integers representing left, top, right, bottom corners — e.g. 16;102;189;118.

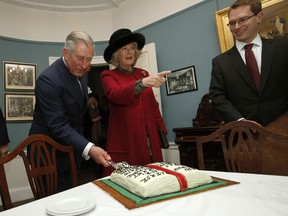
0;134;78;210
196;120;288;175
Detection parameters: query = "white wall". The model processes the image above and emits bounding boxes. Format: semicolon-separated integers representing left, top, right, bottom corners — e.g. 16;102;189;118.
0;0;204;42
162;144;180;164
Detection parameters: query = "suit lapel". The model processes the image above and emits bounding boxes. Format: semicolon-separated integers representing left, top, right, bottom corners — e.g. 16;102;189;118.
260;39;274;92
80;75;88;105
63;68;86;108
228;46;258;92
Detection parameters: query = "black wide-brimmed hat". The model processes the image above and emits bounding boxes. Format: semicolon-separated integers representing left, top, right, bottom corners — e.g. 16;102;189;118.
104;28;145;63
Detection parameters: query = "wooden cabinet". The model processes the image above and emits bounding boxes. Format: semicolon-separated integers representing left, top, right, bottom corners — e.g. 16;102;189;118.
173;93;225;170
173;126;226;171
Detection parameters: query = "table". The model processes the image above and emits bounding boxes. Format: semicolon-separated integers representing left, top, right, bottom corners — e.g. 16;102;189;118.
1;171;287;216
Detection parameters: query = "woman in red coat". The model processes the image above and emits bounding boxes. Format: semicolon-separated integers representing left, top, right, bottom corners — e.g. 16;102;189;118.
101;28;170;176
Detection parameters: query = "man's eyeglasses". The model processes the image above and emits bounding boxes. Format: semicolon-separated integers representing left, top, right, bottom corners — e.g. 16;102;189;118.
227;14;255;28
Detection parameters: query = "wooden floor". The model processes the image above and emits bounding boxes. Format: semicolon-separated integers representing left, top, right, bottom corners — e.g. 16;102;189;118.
0;159;103;211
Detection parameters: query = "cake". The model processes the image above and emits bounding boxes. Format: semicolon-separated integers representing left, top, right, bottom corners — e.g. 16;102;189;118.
110;162;213;198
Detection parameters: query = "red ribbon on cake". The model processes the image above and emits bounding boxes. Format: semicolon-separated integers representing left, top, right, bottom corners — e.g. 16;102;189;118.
146;165;188;191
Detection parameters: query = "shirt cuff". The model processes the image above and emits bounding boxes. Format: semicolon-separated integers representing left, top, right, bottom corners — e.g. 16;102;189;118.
82;142;94;160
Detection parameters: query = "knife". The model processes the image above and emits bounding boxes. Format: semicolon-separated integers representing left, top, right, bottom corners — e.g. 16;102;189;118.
107;160;118;169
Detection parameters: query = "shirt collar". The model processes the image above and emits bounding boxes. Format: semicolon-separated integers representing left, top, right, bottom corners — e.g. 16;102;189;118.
62;57;78;80
236;34;262;51
62;56;68;67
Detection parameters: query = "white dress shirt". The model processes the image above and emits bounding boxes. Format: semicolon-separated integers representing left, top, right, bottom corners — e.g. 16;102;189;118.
235;34;262;74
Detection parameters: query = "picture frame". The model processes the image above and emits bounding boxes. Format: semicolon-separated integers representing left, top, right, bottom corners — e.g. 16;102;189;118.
215;0;288;53
3;61;36;91
165;66;198;96
4;93;35;122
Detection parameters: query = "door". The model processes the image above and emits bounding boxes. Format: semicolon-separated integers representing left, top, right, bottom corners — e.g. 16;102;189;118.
135;43;162;113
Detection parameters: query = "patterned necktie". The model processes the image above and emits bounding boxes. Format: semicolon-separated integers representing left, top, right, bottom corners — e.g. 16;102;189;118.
77;77;83;95
77;77;86;105
244;44;260;90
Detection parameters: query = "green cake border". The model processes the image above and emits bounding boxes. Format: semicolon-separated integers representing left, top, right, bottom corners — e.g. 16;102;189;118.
100;178;228;205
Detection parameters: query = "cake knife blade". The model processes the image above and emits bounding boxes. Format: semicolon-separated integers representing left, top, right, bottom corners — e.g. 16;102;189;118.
107;160;118;169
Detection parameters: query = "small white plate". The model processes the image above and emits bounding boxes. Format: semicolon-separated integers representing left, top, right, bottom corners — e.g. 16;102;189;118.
46;195;96;216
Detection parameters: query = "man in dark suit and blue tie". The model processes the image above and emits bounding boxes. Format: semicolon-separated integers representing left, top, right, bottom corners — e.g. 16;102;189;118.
29;31;111;192
210;0;288;126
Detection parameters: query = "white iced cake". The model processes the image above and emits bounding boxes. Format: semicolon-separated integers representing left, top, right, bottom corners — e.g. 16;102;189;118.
110;162;213;198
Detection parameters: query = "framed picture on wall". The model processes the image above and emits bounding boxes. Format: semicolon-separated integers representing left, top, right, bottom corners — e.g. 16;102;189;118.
165;65;198;96
215;0;288;53
4;93;35;122
3;61;36;91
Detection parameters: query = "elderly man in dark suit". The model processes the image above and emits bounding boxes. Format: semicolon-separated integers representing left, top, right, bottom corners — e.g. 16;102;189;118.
209;0;288;126
29;31;111;192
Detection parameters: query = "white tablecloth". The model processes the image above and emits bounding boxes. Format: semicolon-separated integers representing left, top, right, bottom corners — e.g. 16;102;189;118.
1;171;288;216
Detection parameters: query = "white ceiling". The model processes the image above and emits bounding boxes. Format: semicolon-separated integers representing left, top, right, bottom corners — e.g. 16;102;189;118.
0;0;204;42
0;0;131;13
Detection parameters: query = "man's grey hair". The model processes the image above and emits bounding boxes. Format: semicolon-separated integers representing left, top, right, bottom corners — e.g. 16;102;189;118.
64;31;94;53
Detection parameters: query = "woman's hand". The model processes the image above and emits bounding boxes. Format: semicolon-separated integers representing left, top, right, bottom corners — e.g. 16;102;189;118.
142;70;171;88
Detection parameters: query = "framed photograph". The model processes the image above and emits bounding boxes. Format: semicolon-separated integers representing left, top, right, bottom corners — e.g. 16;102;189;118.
4;93;35;122
3;61;36;91
165;66;198;96
215;0;288;53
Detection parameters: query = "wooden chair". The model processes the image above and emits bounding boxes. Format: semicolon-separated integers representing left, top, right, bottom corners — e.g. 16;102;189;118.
0;134;78;210
196;120;288;175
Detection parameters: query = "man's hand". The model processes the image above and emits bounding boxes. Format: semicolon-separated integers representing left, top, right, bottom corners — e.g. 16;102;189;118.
92;116;102;122
88;146;111;167
242;119;263;134
0;145;9;157
142;70;171;88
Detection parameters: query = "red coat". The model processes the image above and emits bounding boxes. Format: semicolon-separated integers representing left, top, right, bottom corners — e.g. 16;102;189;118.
101;67;167;176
